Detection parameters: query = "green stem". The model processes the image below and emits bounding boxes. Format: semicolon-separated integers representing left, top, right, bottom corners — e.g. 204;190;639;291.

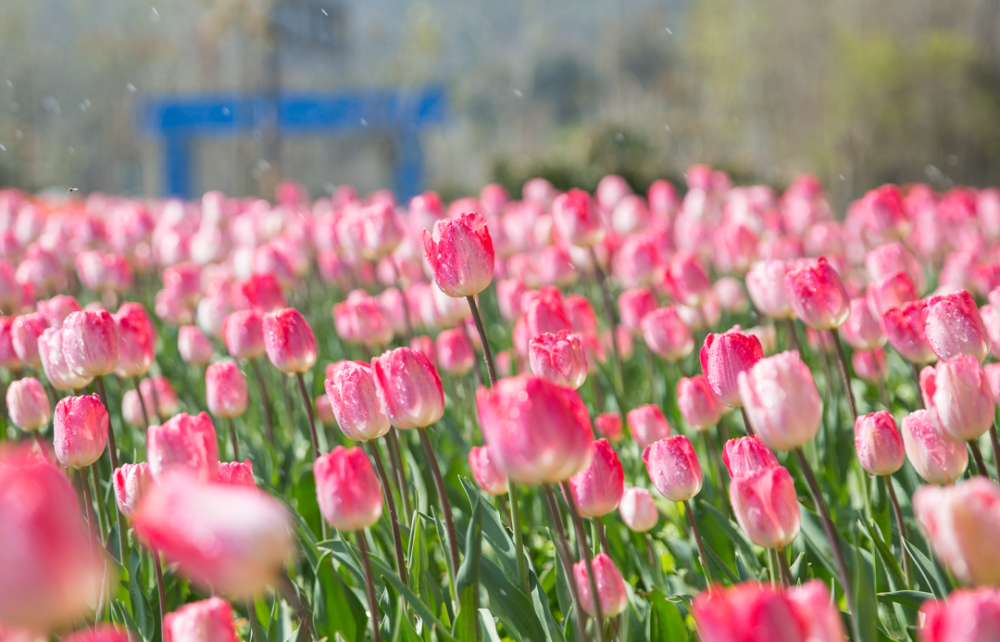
295;372;321;460
466;294;497;386
357;531;382;642
250;359;275;444
508;481;531;595
884;475;912;588
562;481;607;642
684;499;713;587
367;440;407;585
541;485;587;642
227;416;239;461
831;329;858;419
419;428;460;603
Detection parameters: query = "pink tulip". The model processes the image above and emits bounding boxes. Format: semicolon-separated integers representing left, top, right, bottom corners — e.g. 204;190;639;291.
222;309;266;360
920;355;995;442
564;294;599;335
566;439;624;517
626;404;672;449
746;260;794;319
371;347;445;430
113;302;156;378
552;188;604;248
113;462;152;519
423;212;494;297
314;446;383;530
922;290;990;362
497;278;527;321
884;300;937;364
141;375;180;418
664;251;712;306
840;297;885;350
205;361;249;419
868;271;919;317
53;394;109;469
64;625;132;642
216;459;255;488
601;326;634;362
643;435;702;503
333;293;394;346
986;362;1000;403
723;435;779;479
262;308;317;374
435;328;476;376
409;335;436;364
738;351;823;451
619;487;658;532
11;312;47;368
866;241;925;294
38;327;92;391
136;473;292;597
902;409;968;484
36;294;81;329
617;287;658;333
714;276;750;313
980;304;1000;358
700;326;764;407
338;202;403;260
230;273;286;313
614;232;662;287
913;477;1000;586
164;597;238;642
476;374;594;485
594;412;624;443
919;588;1000;642
147;412;219;481
573;554;628;618
529;330;588;389
325;360;391;442
536;245;578;287
852;348;888;384
784;257;850;329
641;306;694;362
677;375;723;431
178;325;214;366
468;445;508;496
854;411;905;476
62;310;121;377
524;287;572;337
730;465;801;548
6;377;51;431
0;316;23;370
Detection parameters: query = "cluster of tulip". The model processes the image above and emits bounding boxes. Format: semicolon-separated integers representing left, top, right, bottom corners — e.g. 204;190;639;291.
3;167;1000;642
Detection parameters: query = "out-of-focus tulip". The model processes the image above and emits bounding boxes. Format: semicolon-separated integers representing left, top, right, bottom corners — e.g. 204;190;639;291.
643;435;702;502
147;412;219;481
730;465;800;548
230;273;286;313
435;328;475;376
11;313;47;368
113;303;156;378
601;326;634;362
371;347;445;430
664;251;712;306
868;271;919;317
528;330;588;389
902;409;968;484
564;294;599;335
135;473;292;597
723;435;778;479
619;487;658;532
920;355;995;442
141;375;180;419
197;291;230;338
216;459;255;488
178;325;214;366
163;597;237;642
919;588;1000;642
913;477;1000;586
614;232;661;287
39;327;92;391
468;445;508;496
840;297;885;350
746;260;794;319
573;554;628;618
524;287;572;337
476;374;593;485
980;303;1000;358
63;625;132;642
314;393;335;425
627;404;672;449
714;276;750;313
0;316;23;370
641;307;694;362
205;361;249;419
262;308;317;374
6;377;51;431
922;290;990;362
314;446;383;530
594;412;624;443
867;241;926;294
854;411;905;476
409;335;436;364
986;362;1000;403
567;439;624;517
536;245;578;287
222;309;265;360
422;212;494;297
852;348;888;384
339;202;403;260
62;310;121;377
746;325;777;355
617;287;658;333
113;462;152;519
738;351;822;451
37;294;81;328
884;300;937;364
53;394;108;469
784;257;850;329
333;293;394;347
552;188;604;248
677;375;723;431
325;360;391;442
497;279;527;322
700;326;764;407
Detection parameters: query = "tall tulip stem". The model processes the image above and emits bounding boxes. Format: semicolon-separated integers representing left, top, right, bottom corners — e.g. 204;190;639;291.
776;547;793;586
784;318;801;353
295;372;321;460
910;362;924;409
96;374;128;569
153;547;167;636
830;329;858;419
884;476;912;587
684;499;713;587
508;482;531;595
418;428;461;600
80;467;98;552
739;407;755;436
594;515;611;557
250;359;276;444
541;485;587;642
366;440;408;585
385;429;411;524
275;572;315;642
969;439;989;478
247;599;263;642
990;424;1000;480
590;247;624;394
561;481;607;642
466;295;497;386
227;417;239;461
357;531;382;642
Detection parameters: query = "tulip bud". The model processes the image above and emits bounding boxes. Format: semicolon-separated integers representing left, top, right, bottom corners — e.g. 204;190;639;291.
919;588;1000;642
565;294;599;335
677;375;723;431
594;412;624;443
39;328;93;391
552;188;604;248
920;355;995;442
884;300;937;365
37;294;82;329
325;360;391;442
746;260;794;319
468;445;508;496
216;459;255;488
178;325;214;366
147;412;219;481
902;409;968;484
113;462;152;519
700;326;764;407
62;310;121;377
922;290;990;362
913;478;1000;586
6;377;51;431
205;361;249;419
854;411;905;476
142;375;180;419
222;309;265;360
476;375;594;485
524;287;572;337
866;241;925;293
664;251;712;306
641;307;694;362
422;212;495;297
614;232;661;287
314;446;383;530
852;348;888;384
739;351;823;451
784;257;850;329
573;554;628;618
868;271;919;317
230;273;286;313
643;435;702;502
113;303;156;378
567;439;624;517
723;435;778;479
11;313;47;368
371;347;445;430
163;597;238;642
528;330;588;389
262;308;317;374
435;328;475;376
53;394;109;469
730;465;801;548
333;293;394;346
619;487;658;532
617;287;658;333
840;297;885;350
626;404;672;449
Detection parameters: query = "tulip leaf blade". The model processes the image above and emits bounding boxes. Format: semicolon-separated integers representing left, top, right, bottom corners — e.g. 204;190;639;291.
646;588;688;642
479;608;504;642
852;536;879;642
700;538;740;586
698;501;760;572
901;539;950;598
369;555;459;642
459;476;523;586
453;501;483;641
315;552;366;642
857;519;906;589
876;590;935;610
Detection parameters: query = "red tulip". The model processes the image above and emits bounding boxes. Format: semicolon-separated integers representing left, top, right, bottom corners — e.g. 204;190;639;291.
205;361;249;419
529;330;588;389
914;477;1000;586
642;307;694;362
919;588;1000;642
920;355;995;442
643;435;702;503
216;459;255;488
178;325;214;366
62;309;121;377
222;309;265;360
314;446;383;530
626;404;672;449
6;377;51;432
567;439;624;517
700;326;764;407
325;360;391;442
884;299;937;364
738;351;823;451
147;412;219;481
617;287;658;333
113;462;152;519
723;435;779;479
262;308;317;374
677;375;723;431
36;294;81;329
902;409;968;484
11;312;47;368
664;251;712;306
435;328;475;376
746;260;794;319
922;290;990;362
854;411;905;476
619;487;658;532
784;257;850;329
573;554;628;618
564;294;599;335
552;188;604;248
39;327;92;391
371;347;445;430
468;445;508;496
423;212;495;297
730;465;801;548
867;271;919;317
594;412;624;443
476;374;594;485
53;394;108;469
840;297;885;350
852;348;888;384
113;302;156;378
164;597;238;642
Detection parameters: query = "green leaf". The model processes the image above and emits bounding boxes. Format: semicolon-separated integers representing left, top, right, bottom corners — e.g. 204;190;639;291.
877;590;935;610
853;538;878;642
701;538;740;586
453;502;483;641
858;519;905;590
460;476;523;586
901;540;950;598
479;609;503;642
315;552;366;642
647;588;687;642
128;551;155;642
369;555;459;642
699;501;760;572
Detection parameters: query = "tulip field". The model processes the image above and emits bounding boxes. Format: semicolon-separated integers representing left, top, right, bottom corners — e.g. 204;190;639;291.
4;171;1000;642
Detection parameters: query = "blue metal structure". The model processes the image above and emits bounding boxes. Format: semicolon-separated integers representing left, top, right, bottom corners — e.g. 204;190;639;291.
137;87;447;200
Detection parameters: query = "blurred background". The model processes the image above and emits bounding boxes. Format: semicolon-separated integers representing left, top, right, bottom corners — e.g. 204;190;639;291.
1;0;998;211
